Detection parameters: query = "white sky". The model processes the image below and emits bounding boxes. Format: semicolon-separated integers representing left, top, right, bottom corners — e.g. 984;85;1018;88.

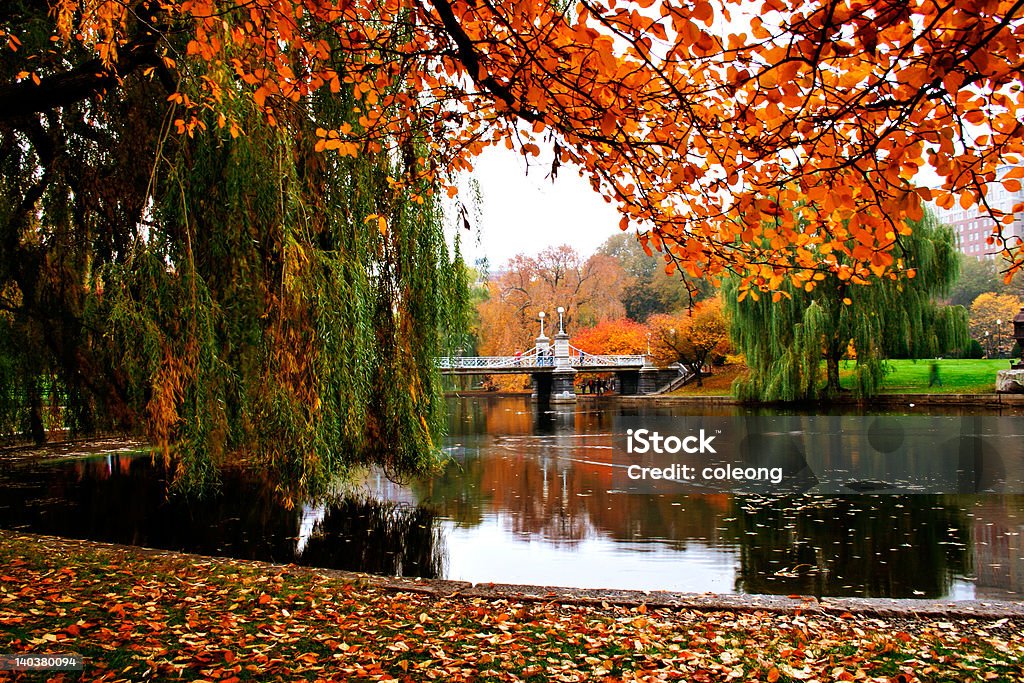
450;143;969;272
454;147;625;268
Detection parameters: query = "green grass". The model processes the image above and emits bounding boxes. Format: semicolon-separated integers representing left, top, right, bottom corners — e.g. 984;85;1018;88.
668;359;1013;397
841;358;1011;394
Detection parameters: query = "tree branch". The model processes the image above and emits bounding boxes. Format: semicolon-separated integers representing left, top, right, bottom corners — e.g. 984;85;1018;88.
0;26;176;124
428;0;543;124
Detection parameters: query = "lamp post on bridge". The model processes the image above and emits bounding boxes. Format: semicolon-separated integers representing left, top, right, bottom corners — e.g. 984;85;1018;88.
535;311;551;359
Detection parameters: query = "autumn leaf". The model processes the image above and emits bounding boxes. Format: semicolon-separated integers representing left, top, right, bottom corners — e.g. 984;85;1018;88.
2;532;1023;683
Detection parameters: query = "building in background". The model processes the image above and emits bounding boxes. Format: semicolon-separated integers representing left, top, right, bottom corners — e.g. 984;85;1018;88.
936;164;1024;259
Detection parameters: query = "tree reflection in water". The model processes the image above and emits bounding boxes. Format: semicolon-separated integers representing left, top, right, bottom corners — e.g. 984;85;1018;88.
0;453;446;579
297;497;444;578
730;495;970;598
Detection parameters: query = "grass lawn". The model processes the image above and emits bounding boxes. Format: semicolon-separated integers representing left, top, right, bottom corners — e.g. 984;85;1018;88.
1;532;1022;682
667;359;1011;397
841;358;1010;394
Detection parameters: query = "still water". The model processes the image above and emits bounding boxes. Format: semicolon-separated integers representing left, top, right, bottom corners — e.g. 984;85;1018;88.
1;397;1023;600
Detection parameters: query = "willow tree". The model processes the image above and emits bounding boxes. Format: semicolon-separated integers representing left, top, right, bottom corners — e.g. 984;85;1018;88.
0;4;467;496
724;211;968;402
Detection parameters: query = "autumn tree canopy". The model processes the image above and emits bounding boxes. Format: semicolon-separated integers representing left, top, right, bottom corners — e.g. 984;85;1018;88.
571;318;650;356
5;0;1024;291
597;233;716;320
968;291;1023;344
4;0;1024;479
476;245;626;358
648;300;731;386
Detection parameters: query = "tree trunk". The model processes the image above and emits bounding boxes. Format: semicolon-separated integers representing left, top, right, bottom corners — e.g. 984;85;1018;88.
825;353;841;397
27;378;46;445
687;359;703;387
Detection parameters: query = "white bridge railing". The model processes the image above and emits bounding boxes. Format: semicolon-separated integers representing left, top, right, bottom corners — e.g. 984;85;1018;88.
436;355;547;369
436;346;549;369
568;345;647;367
436;345;648;370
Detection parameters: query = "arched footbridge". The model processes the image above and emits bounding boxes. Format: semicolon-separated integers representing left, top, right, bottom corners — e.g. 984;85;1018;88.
436;336;691;402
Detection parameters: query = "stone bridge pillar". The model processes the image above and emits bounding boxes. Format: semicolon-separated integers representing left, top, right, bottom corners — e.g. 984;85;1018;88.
531;330;555;403
616;370;639;395
550;330;577;403
638;365;661;394
531;372;553;403
616;358;660;396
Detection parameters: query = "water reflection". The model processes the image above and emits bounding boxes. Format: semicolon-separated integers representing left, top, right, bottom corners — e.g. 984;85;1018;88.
433;397;1024;597
0;396;1022;599
731;496;969;597
0;454;444;578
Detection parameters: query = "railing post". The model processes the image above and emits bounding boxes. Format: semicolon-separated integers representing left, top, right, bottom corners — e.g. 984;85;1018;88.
535;333;551;366
553;330;571;368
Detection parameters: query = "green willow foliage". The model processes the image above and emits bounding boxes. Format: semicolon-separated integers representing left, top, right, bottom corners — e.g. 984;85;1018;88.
0;7;467;497
724;211;969;401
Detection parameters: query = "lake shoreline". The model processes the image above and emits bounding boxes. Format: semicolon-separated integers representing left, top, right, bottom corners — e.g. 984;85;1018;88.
449;390;1024;408
5;530;1022;682
3;530;1023;619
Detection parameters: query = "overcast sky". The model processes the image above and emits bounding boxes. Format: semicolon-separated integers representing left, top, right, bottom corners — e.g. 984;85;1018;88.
453;146;625;269
450;135;956;272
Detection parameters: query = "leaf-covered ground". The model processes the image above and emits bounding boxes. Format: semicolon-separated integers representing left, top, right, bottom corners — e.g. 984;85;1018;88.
1;534;1022;682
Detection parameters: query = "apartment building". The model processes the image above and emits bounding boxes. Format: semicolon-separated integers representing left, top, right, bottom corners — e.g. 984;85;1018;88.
937;164;1024;259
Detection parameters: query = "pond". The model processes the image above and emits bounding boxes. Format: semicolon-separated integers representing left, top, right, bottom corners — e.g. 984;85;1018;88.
1;396;1023;600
